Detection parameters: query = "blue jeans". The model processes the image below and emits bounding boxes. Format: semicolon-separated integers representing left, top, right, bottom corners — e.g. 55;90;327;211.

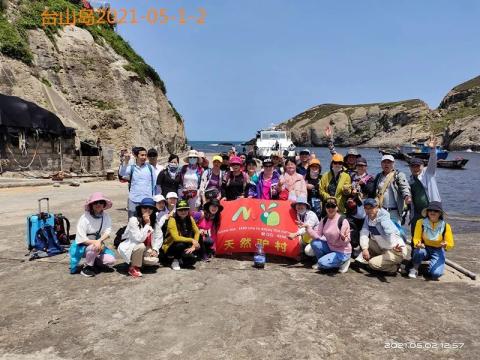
412;246;446;279
311;240;350;269
128;199;140;219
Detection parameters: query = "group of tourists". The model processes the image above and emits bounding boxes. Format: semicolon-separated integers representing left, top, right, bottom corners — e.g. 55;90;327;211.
72;133;454;280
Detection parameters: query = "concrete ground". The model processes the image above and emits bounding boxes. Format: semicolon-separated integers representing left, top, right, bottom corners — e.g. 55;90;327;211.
0;181;479;360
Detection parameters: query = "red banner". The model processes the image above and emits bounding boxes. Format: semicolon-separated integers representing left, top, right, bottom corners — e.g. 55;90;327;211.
216;198;300;259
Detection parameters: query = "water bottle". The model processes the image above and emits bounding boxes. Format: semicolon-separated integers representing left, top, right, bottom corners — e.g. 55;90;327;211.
254;243;266;269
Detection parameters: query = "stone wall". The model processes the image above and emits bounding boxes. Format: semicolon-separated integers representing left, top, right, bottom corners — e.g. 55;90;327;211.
1;134;74;172
0;133;113;173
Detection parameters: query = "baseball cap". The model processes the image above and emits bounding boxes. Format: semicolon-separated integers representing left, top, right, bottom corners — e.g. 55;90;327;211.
381;155;395;162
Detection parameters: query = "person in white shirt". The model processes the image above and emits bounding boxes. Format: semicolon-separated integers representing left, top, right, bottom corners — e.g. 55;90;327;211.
72;192;115;277
288;196;320;258
118;198;163;278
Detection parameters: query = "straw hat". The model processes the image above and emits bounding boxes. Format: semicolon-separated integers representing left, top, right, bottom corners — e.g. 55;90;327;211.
183;150;201;163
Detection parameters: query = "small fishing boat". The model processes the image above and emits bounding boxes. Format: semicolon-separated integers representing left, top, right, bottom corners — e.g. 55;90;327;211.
437;158;469;169
403;153;469;169
401;143;449;160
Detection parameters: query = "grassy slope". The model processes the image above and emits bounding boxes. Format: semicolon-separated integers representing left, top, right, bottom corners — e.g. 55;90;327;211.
285;99;425;129
0;0;166;94
0;0;186;123
453;76;480;92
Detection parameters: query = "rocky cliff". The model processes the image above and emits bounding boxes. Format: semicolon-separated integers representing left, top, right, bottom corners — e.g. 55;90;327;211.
438;76;480;150
279;77;480;150
0;0;187;158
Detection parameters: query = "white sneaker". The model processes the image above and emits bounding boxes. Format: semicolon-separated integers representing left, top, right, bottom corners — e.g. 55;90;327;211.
304;244;315;257
408;268;418;279
355;253;368;264
171;259;181;271
338;258;351;273
312;263;320;270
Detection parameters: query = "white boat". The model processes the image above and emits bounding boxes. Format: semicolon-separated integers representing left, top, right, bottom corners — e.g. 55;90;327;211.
254;127;296;158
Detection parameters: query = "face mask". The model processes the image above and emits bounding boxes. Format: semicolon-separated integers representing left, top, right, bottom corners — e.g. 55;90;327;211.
189;158;198;165
332;165;342;173
168;163;178;171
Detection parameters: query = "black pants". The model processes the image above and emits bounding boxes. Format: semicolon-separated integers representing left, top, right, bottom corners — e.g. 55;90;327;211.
199;235;215;258
164;242;197;267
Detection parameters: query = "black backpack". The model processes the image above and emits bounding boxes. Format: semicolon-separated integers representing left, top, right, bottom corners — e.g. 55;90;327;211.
322;215;360;248
113;226;127;249
54;214;71;246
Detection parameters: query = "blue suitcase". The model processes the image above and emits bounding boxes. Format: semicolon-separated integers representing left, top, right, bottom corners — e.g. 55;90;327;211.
26;198;55;250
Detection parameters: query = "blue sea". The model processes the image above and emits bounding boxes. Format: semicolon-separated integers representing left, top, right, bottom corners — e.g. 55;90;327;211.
189;141;480;218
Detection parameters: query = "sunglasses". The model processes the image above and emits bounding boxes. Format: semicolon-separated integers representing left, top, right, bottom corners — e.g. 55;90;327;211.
325;203;337;209
427;209;441;213
177;208;189;212
332;161;343;165
92;200;106;205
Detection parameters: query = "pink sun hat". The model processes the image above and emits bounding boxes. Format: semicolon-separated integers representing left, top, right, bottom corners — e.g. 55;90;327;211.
84;192;113;211
229;156;243;165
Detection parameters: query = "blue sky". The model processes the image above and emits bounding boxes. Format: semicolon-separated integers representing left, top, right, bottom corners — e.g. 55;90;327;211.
108;0;480;141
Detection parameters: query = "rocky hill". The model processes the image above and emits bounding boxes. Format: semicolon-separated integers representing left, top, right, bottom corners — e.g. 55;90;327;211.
0;0;187;157
279;77;480;150
437;76;480;150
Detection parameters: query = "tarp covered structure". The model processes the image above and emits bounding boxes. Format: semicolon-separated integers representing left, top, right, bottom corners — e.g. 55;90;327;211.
0;93;72;136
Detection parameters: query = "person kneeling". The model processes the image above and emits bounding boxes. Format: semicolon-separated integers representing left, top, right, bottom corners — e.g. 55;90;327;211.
303;197;351;273
71;192;116;277
118;198;163;278
287;196;319;259
409;201;454;280
358;198;406;274
161;200;200;270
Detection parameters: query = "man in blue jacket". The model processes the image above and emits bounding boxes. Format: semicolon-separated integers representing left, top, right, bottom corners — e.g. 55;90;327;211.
358;198;407;274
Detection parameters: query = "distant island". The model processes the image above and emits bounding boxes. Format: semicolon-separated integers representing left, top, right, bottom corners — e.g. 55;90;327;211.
275;76;480;151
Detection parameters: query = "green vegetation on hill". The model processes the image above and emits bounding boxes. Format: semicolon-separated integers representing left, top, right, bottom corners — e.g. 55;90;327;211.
0;0;166;93
453;76;480;92
285;99;425;129
0;11;33;64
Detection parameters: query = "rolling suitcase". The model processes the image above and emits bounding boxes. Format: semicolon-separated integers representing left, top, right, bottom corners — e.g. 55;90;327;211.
26;198;55;250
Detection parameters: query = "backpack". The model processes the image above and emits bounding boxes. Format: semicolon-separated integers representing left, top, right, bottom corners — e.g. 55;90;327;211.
128;164;156;195
322;215;359;246
113;225;127;249
118;165;128;183
322;215;347;231
31;225;65;259
54;214;71;246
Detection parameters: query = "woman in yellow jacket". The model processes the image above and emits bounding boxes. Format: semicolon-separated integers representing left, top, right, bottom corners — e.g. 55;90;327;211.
319;154;351;214
408;201;454;280
162;200;200;270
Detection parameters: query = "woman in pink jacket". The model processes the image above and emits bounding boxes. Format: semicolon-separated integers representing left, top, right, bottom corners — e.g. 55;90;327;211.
303;197;351;273
280;158;307;201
